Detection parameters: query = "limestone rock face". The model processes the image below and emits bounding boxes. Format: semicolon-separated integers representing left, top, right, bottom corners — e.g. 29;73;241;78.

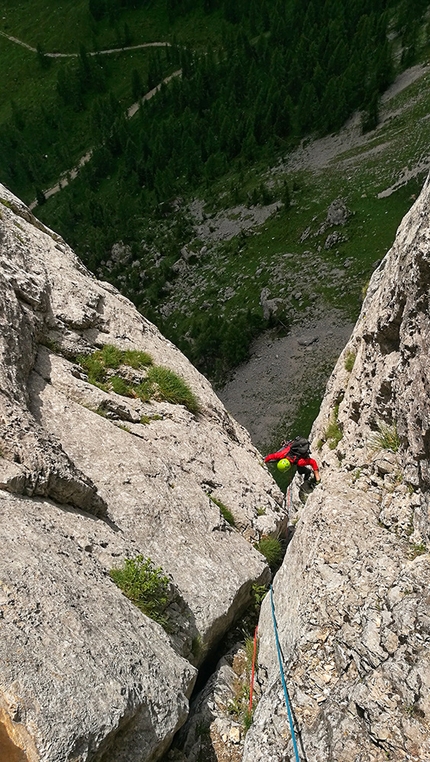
0;184;285;762
243;180;430;761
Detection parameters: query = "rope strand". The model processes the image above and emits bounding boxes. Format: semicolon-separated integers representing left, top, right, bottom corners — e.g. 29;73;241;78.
270;585;301;762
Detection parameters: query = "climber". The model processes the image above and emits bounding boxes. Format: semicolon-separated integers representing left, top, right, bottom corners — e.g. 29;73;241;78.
264;436;321;484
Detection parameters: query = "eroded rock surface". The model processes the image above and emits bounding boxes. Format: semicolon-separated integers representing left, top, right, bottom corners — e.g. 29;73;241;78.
0;184;285;762
243;180;430;760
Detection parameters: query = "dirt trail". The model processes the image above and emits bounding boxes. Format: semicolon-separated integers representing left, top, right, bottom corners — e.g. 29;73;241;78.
29;69;181;209
0;30;170;57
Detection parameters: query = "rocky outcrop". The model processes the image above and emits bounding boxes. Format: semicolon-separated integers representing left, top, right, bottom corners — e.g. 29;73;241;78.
243;180;430;760
0;184;286;762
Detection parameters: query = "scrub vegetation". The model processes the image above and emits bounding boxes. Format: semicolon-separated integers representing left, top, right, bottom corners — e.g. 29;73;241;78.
1;0;429;382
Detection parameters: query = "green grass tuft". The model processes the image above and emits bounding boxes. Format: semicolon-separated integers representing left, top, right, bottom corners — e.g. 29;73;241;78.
147;365;200;414
76;345;199;412
100;344;124;369
210;495;235;526
109;555;170;628
123;349;153;368
409;542;427;559
255;536;283;569
368;420;400;453
110;375;132;396
78;353;106;384
325;404;343;450
344;350;356;372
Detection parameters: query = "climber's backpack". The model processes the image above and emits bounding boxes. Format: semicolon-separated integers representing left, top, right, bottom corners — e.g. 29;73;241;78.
282;436;311;464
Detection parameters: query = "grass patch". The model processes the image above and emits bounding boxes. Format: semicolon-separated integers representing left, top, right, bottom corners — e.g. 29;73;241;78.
368;420;400;453
110;375;133;396
140;413;163;424
325;404;343;450
146;365;200;414
210;495;235;526
76;344;199;413
255;536;283;570
344;350;356;372
409;543;427;559
109;554;170;628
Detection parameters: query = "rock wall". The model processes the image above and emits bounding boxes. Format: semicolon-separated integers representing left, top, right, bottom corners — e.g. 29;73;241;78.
243;180;430;760
0;184;286;762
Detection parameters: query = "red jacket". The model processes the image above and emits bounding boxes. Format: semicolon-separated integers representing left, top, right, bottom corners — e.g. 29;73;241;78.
264;446;319;473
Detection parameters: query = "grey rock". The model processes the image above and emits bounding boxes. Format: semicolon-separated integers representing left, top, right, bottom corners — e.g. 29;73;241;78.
110;241;132;265
326;198;351;226
243;178;430;761
173;644;249;762
0;183;286;762
260;288;282;321
297;336;318;347
324;230;346;249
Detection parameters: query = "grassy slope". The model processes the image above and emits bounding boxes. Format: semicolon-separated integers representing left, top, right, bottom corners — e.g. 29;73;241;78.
154;68;429;354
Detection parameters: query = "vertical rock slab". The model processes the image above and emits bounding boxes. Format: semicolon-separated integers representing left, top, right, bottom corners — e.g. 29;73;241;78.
243;180;430;760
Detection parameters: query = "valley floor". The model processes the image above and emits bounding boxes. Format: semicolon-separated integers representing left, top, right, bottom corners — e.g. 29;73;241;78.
218;309;353;450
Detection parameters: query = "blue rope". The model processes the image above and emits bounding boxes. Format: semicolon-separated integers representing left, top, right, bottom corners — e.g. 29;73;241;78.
270;584;301;762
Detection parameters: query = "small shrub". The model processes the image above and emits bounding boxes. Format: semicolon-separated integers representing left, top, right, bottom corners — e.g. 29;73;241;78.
210;495;235;526
255;536;283;568
147;366;200;414
251;583;268;607
109;555;170;628
344;350;356;372
368;420;400;453
256;506;266;516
